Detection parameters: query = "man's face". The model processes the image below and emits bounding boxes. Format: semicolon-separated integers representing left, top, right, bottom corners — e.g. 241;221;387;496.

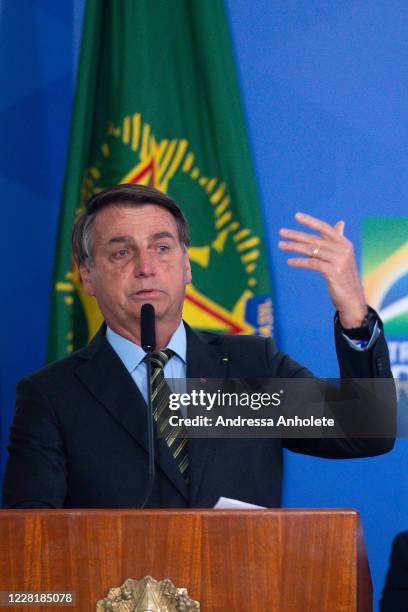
79;204;192;335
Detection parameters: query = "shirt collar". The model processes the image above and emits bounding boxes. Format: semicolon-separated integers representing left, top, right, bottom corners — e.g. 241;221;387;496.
106;320;186;373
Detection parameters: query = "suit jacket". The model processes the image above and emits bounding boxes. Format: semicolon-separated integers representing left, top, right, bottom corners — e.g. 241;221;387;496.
2;320;394;509
380;530;408;611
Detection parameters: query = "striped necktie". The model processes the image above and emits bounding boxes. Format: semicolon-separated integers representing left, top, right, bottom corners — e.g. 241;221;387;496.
150;350;189;481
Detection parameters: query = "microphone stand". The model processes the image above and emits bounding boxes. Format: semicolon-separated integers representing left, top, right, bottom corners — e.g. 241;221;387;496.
140;303;156;509
141;348;155;509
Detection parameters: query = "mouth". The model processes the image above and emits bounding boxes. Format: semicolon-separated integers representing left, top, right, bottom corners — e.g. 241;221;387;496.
132;289;164;298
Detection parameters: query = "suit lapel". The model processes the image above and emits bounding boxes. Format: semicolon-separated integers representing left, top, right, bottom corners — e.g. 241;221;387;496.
74;327;188;501
185;324;229;506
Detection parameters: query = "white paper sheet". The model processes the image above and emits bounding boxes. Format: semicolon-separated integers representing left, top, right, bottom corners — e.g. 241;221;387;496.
214;496;266;509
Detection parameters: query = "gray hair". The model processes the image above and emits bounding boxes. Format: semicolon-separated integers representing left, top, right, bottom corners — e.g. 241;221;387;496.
72;184;191;269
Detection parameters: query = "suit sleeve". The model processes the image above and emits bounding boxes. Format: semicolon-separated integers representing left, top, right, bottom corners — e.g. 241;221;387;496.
2;377;67;508
270;319;396;458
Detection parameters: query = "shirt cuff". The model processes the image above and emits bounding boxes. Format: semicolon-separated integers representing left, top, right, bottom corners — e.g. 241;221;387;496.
341;319;381;351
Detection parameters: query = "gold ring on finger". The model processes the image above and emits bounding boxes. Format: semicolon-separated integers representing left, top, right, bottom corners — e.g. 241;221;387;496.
311;246;320;258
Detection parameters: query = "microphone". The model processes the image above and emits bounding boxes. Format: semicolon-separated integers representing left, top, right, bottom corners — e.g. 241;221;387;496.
140;303;156;508
141;303;156;352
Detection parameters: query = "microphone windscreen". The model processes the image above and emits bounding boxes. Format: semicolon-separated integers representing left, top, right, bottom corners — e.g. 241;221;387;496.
141;303;156;352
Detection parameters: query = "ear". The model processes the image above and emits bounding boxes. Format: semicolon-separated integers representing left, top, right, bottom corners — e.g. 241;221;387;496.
183;252;192;284
79;263;96;296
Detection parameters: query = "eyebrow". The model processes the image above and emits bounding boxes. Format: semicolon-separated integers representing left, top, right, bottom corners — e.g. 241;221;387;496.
107;231;177;245
151;231;177;242
108;235;134;245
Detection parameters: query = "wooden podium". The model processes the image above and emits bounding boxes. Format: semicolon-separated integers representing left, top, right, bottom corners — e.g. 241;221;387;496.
0;509;371;611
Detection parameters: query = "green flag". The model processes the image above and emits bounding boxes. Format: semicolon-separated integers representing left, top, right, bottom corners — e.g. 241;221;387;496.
48;0;273;361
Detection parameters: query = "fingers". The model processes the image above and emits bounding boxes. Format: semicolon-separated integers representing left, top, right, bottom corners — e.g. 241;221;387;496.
293;212;340;239
278;213;348;261
279;228;322;244
279;229;343;253
280;215;345;244
286;257;326;272
278;240;336;262
335;220;345;236
278;213;365;317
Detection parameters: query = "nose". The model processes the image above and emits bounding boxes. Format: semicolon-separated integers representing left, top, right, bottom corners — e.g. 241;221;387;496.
134;249;155;277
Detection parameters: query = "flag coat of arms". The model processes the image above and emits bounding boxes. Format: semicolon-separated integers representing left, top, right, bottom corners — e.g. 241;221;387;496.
48;0;273;360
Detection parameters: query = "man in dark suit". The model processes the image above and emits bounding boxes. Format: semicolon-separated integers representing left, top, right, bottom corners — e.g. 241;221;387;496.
381;531;408;611
2;184;394;509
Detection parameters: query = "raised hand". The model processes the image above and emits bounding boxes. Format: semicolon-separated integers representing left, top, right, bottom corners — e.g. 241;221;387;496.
278;212;368;328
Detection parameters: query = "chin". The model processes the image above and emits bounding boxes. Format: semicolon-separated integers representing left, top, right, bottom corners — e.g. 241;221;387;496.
134;302;165;318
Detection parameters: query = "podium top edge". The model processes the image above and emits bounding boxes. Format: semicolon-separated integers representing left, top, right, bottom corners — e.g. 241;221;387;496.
0;508;360;517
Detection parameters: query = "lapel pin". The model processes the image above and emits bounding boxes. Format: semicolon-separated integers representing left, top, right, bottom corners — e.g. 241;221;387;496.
222;357;229;362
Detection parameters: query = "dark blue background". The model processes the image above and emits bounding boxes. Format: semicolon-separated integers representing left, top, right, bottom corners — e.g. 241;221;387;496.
1;2;407;608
